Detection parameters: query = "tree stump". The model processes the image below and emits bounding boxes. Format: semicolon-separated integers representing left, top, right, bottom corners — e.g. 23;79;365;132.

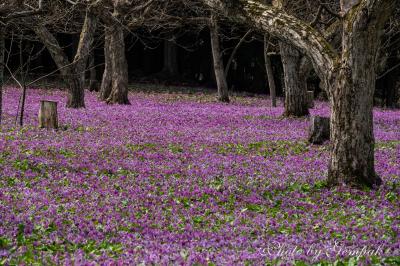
38;101;58;129
308;116;330;144
307;91;314;108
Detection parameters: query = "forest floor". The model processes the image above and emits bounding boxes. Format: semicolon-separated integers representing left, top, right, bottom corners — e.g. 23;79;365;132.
0;88;399;265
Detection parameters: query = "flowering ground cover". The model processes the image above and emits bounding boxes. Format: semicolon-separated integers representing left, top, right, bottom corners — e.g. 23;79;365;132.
0;88;399;265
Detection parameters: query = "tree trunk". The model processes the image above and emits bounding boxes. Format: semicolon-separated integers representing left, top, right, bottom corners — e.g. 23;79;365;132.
106;23;129;105
33;25;71;79
100;28;113;101
33;11;97;108
280;42;309;117
74;11;98;88
210;15;229;103
19;40;27;127
88;52;98;92
162;40;179;76
0;27;4;125
66;76;85;108
264;35;277;107
327;3;390;187
34;25;85;108
19;84;27;126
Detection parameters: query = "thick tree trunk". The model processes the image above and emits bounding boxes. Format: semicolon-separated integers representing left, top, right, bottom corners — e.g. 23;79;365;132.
107;23;129;105
328;73;379;187
210;15;229;103
162;40;179;76
327;2;391;187
0;27;4;125
264;36;277;107
280;42;309;117
100;28;113;101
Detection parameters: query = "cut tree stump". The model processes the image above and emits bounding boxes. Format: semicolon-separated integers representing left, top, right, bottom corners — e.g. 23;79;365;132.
38;100;58;129
308;116;330;144
307;91;314;108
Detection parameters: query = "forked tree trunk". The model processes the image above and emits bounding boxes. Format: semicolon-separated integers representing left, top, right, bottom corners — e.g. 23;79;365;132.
210;15;229;103
33;11;97;108
34;25;84;108
0;27;4;125
107;23;129;105
162;40;179;76
100;28;113;101
280;42;309;117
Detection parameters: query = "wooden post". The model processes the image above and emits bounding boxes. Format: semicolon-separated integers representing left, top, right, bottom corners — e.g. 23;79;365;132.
38;101;58;129
307;90;314;108
308;116;330;144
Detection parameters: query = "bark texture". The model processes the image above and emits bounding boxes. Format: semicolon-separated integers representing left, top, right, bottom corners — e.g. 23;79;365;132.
280;42;309;117
264;36;276;107
327;1;394;187
74;11;98;88
100;28;113;101
107;23;129;105
210;15;229;103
